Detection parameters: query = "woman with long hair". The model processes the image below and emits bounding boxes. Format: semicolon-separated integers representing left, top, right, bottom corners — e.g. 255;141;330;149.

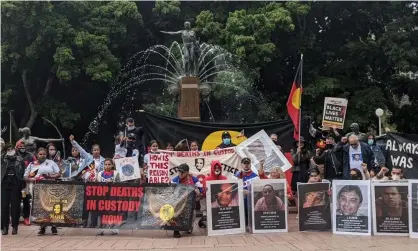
69;135;103;181
142;140;160;184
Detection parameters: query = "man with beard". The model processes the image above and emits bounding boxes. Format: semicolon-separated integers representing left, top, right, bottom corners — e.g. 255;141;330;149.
375;186;408;217
15;141;35;226
1;144;25;235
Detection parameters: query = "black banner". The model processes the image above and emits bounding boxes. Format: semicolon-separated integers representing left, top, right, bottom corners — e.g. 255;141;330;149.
141;112;310;152
382;132;418;178
298;183;331;231
32;180;195;231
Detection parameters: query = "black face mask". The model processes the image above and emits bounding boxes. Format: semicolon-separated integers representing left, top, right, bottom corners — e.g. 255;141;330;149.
325;144;333;150
273;141;279;145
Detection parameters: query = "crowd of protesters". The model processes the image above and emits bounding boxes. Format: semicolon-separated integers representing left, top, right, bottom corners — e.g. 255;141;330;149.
0;117;405;238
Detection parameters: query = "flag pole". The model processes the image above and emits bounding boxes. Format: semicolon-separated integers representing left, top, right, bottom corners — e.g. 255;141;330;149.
299;53;303;144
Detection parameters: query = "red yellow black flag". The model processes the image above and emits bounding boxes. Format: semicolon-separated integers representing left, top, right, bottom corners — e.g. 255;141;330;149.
286;60;302;140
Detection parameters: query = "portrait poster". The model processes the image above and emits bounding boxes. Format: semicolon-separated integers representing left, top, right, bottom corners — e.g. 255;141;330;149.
321;97;348;129
235;130;292;173
164;148;242;179
114;156;141;182
372;181;409;236
206;180;245;236
298;182;331;231
31;180;85;227
250;179;288;233
409;180;418;238
332;180;371;235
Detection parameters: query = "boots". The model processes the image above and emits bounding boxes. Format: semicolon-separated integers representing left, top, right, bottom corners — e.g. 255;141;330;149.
12;227;18;235
2;227;8;235
198;216;206;228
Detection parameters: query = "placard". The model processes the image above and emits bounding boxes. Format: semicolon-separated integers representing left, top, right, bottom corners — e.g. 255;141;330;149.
332;180;371;235
322;97;348;129
114;157;141;182
31;180;85;226
148;153;170;183
206;180;245;236
409;180;418;238
298;182;331;231
372;181;409;236
235;130;292;173
250;179;288;233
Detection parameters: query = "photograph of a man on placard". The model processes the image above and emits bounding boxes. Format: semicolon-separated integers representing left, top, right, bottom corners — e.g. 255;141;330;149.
211;183;239;208
336;185;367;216
373;183;409;235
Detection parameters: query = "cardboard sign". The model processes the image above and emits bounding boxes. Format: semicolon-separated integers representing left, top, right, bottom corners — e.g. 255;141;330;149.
322;97;348;129
332;180;371;235
114;157;141;182
148;153;170;183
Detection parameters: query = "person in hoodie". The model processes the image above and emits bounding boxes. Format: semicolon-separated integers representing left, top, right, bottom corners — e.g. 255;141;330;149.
198;160;227;228
216;131;236;149
235;157;259;226
69;135;101;181
15;141;35;226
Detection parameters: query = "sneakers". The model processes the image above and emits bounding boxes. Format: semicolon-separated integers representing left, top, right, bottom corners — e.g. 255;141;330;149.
198;217;206;228
51;226;58;235
111;229;119;235
97;230;104;236
23;218;31;226
173;230;181;238
37;227;46;236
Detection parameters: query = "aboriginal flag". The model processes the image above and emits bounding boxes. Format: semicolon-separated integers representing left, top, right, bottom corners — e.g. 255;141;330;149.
286;62;302;140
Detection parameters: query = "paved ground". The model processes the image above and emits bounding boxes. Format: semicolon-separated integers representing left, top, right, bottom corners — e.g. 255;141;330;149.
1;215;418;251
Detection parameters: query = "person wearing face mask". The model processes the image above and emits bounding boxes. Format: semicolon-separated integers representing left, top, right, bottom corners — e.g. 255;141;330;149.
366;134;386;169
390;166;405;180
24;147;61;235
15;140;36;226
216;131;236;149
69;135;102;181
336;135;374;180
1;144;25;235
313;136;342;181
114;133;139;159
122;118;144;161
46;143;63;173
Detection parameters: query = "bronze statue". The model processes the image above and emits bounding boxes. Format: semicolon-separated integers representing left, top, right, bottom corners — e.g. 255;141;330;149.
345;123;366;142
161;21;200;76
18;127;63;155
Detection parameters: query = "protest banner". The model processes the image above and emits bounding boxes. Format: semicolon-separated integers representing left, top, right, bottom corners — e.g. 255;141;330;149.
321;97;348;129
409;180;418;238
148;153;171;183
384;133;418;178
332;180;371;235
31;180;85;227
250;179;288;233
372;181;409;236
206;180;245;236
298;182;331;231
114;156;141;182
235;130;292;173
166;148;242;179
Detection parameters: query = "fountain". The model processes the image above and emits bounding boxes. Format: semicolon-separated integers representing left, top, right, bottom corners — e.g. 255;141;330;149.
82;22;257;144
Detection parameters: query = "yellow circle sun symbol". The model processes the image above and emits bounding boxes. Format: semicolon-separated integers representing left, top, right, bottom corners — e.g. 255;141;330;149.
160;204;175;221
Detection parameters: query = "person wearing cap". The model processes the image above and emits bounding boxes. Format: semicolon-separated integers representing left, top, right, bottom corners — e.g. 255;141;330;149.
235;157;259;226
114;133;139;159
290;137;311;194
172;163;203;238
121;118;144;161
216;131;236;149
1;143;25;235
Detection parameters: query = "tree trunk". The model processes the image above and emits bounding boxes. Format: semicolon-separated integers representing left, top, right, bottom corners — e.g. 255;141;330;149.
21;69;38;129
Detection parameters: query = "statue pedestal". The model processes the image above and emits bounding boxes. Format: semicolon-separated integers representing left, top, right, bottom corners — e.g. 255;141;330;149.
178;76;200;122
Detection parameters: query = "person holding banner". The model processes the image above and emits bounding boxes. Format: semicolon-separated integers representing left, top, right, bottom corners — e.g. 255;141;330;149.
190;140;200;151
291;137;311;192
24;147;61;236
1;144;25;235
142;140;160;183
69;135;104;180
67;142;90;179
258;165;293;200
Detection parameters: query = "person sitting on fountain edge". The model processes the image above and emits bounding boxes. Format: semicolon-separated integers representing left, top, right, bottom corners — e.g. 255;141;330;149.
216;131;236;149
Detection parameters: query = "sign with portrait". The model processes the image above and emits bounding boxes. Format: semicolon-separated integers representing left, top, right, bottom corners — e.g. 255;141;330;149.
321;97;348;129
298;182;331;231
114;157;141;182
165;148;242;179
371;181;409;236
235;130;292;173
206;180;245;236
249;179;288;233
409;180;418;238
332;180;371;235
31;180;85;226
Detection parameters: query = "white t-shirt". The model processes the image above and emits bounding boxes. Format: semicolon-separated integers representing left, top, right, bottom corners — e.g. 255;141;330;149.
24;159;60;178
349;145;363;172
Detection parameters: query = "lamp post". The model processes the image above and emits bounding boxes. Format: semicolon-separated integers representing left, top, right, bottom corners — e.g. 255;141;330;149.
375;108;384;136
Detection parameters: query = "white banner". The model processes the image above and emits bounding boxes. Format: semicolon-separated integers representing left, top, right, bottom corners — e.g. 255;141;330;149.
164;148;242;180
206;180;245;236
371;180;409;236
235;130;291;173
114;157;141;182
332;180;371;236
